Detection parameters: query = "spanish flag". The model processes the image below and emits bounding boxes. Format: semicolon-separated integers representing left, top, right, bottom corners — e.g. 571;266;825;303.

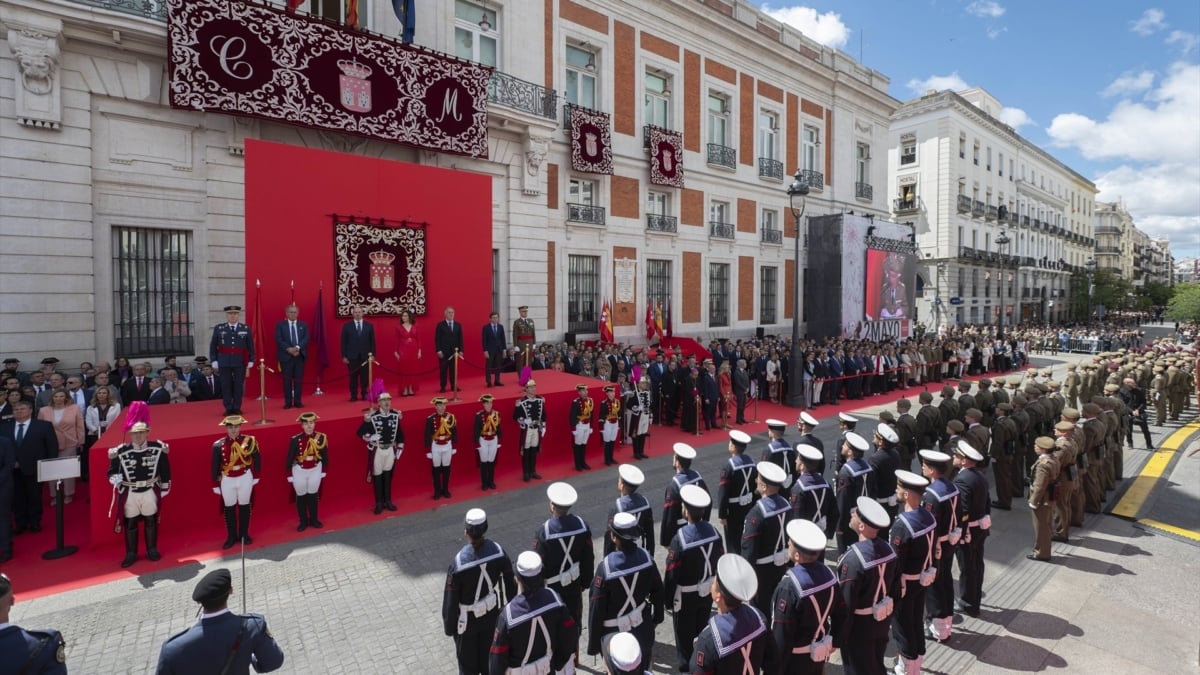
346;0;359;28
600;300;614;344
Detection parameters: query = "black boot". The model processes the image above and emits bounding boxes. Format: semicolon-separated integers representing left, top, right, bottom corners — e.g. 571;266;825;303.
442;466;452;499
296;495;309;532
432;467;442;500
372;475;384;514
121;517;139;568
238;505;252;545
145;514;161;562
307;494;323;528
383;470;397;511
522;453;531;482
487;462;498;490
573;445;585;470
222;506;238;549
604;441;615;466
481;461;489;490
529;450;541;480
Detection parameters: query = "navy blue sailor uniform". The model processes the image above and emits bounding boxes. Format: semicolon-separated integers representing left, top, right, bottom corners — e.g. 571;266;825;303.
688;604;775;675
0;624;66;675
761;438;798;486
660;469;709;547
441;540;517;675
533;515;594;629
663;520;725;670
209;321;254;415
586;547;664;669
867;446;901;518
716;453;757;549
488;587;578;674
154;611;283;675
836;538;898;675
770;561;846;675
834;458;874;554
789;471;838;540
796;433;825;475
739;493;791;617
953;465;991;612
889;508;937;665
603;493;655;557
922;478;962;626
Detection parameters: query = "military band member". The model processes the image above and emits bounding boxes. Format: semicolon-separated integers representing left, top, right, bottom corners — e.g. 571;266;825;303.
771;519;844;675
790;445;837;542
604;464;655;557
601;632;649;675
108;421;171;568
599;386;622;466
209;306;254;416
489;552;578;675
741;462;792;618
689;554;775;674
358;392;403;514
836;497;897;675
515;380;546;482
426;397;458;500
663;484;724;671
762;419;798;488
952;441;991;616
211;415;260;549
795;412;825;475
718;430;758;549
442;509;516;675
890;470;937;675
587;512;664;672
512;306;537;371
630;377;653;460
285;412;327;532
835;432;875;556
919;449;960;643
0;574;67;674
661;443;708;548
534;482;594;636
569;384;595;471
473;394;502;491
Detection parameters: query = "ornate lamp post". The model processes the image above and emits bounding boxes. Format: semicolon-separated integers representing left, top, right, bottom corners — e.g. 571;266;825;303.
995;229;1010;339
786;170;810;408
934;261;946;332
1085;257;1097;323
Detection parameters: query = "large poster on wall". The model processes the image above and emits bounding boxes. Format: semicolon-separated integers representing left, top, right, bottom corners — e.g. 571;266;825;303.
863;248;916;339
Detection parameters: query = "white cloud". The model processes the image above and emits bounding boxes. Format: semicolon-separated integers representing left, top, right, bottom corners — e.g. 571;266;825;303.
1095;163;1200;253
1101;70;1156;98
998;106;1033;129
986;26;1008;40
1131;8;1166;36
1166;30;1199;56
761;5;850;49
966;1;1005;18
906;72;969;95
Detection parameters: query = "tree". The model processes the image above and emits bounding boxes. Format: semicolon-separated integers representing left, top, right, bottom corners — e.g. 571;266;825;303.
1139;281;1174;308
1165;283;1200;323
1090;269;1133;316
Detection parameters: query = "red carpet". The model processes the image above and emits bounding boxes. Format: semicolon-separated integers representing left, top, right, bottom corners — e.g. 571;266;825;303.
0;367;1022;599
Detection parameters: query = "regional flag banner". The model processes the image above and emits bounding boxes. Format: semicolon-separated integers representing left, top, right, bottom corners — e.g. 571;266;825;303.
648;125;684;187
568;104;613;175
167;0;490;158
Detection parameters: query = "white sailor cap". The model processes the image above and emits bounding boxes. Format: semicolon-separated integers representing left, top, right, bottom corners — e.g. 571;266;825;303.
875;423;899;444
516;551;543;577
756;461;787;486
729;430;751;447
955;440;984;462
785;519;828;553
547;482;578;507
464;508;487;527
716;553;758;603
601;632;642;673
855;496;891;529
919;449;952;465
611;511;640;540
798;411;820;427
796;444;823;463
618;464;645;486
673;442;697;460
766;418;787;430
895;469;929;490
838;412;857;424
844;431;870;453
680;484;711;509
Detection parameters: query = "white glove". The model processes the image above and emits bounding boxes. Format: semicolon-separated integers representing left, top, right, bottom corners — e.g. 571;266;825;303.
1027;501;1036;510
159;490;169;498
252;478;260;486
523;418;532;426
213;487;221;495
397;443;404;450
320;473;327;478
109;474;121;487
287;477;294;483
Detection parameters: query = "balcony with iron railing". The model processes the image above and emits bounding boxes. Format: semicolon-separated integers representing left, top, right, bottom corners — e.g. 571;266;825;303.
646;214;677;233
761;228;783;245
490;71;558;120
986;205;998;221
758;157;784;181
1095;246;1121;255
566;203;605;226
972;200;986;218
795;169;824;191
67;0;166;20
893;197;920;214
957;195;973;213
1095;225;1121;235
855;182;873;201
1022;216;1031;227
643;125;683;149
709;221;735;240
707;143;736;170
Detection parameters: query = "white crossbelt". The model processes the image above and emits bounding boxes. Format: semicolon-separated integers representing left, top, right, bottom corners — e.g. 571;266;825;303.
791;590;835;658
678;539;716;595
602;572;646;631
755;509;789;566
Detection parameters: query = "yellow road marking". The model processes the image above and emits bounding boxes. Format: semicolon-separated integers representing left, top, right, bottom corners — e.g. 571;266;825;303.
1110;419;1199;520
1138;518;1200;543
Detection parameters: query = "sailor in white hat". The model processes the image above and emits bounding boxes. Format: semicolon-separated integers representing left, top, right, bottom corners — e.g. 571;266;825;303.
587;512;663;671
661;443;708;548
488;552;579;674
795;411;826;475
601;632;649;674
442;508;517;675
917;449;960;643
533;482;594;633
889;470;937;675
762;419;797;488
870;424;902;518
741;462;792;617
604;464;655;557
836;497;898;675
717;430;758;547
663;484;722;671
951;439;990;618
789;444;836;541
835;431;876;555
835;412;858;474
688;554;772;672
770;519;841;671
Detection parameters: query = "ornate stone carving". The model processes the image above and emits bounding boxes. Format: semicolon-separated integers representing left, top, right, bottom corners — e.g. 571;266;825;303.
4;19;64;129
522;134;549;196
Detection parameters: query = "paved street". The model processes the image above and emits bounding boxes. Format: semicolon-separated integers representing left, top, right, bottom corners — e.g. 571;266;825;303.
8;332;1200;674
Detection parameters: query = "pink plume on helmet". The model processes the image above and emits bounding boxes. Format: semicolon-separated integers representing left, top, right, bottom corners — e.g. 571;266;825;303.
367;378;387;404
123;400;151;432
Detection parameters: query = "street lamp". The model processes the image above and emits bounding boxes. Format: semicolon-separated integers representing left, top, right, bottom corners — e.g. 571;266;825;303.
934;261;946;332
1085;257;1097;323
995;229;1010;339
786;170;810;408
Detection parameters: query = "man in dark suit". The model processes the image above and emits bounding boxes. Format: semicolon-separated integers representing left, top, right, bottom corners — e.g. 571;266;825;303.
732;358;751;424
1;401;58;534
339;304;376;402
699;360;720;431
0;435;14;561
274;304;309;409
146;377;171;405
434;306;465;393
481;311;507;387
190;362;221;402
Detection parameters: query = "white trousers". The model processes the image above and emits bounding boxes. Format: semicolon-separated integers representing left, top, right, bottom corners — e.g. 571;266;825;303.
372;447;397;475
291;464;323;495
220;472;254;506
429;441;455;467
478;437;499;463
124;489;159;518
601;421;619;442
573;423;592;445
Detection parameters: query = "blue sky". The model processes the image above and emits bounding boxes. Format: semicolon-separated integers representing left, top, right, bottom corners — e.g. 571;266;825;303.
762;1;1200;261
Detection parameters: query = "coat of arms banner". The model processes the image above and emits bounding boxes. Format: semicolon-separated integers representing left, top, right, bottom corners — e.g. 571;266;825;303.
333;217;427;317
167;0;491;157
568;105;613;174
648;126;684;187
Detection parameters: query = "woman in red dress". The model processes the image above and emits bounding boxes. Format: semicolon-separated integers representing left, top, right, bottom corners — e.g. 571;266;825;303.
393;310;422;396
717;362;734;429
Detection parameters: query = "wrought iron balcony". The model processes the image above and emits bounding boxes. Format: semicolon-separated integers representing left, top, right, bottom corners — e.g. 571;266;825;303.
796;169;824;191
490;71;558;120
1022;216;1031;227
67;0;166;20
1095;225;1121;235
707;143;736;170
709;221;735;240
893;198;920;214
1096;246;1121;255
758;157;784;180
972;200;986;218
855;182;873;200
761;228;783;244
646;214;677;233
957;195;973;213
986;206;998;221
566;203;605;226
900;151;916;165
1032;218;1041;229
997;206;1009;223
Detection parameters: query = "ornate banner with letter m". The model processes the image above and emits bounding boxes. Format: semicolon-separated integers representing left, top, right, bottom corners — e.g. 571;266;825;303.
167;0;491;157
333;217;427;317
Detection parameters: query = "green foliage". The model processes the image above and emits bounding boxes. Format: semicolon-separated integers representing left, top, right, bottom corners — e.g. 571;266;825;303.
1139;281;1174;307
1166;283;1200;323
1090;268;1134;312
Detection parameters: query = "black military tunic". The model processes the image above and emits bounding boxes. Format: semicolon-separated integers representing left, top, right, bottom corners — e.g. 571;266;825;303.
740;493;792;617
586;546;664;670
796;432;826;475
834;458;874;552
689;604;775;675
660;469;708;547
761;438;798;485
356;410;403;475
664;520;725;670
716;453;757;549
889;508;937;662
533;514;594;628
441;539;517;675
867;445;901;518
789;470;838;539
836;537;898;675
603;492;655;556
952;466;991;611
770;561;845;675
488;586;577;674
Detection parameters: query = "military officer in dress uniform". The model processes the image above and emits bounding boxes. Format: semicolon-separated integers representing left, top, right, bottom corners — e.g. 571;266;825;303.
515;380;547;482
155;568;284;675
512;306;537;371
209;306;254;416
604;464;655;557
599;385;622;466
285;412;327;532
741;462;792;619
601;632;650;675
534;482;594;636
490;552;578;674
426;397;458;500
761;419;798;488
689;554;776;674
357;392;403;514
717;430;758;549
1;573;67;674
108;420;171;568
569;384;595;471
473;394;502;491
441;509;516;675
834;432;875;556
890;470;937;675
989;402;1018;510
919;449;960;643
587;512;664;672
661;443;708;548
952;441;991;617
790;444;837;542
1027;437;1059;563
664;485;724;671
770;518;844;675
211;415;260;549
836;497;897;675
795;412;825;474
630;376;653;460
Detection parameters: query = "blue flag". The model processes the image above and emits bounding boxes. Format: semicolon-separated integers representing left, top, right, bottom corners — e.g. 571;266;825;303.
393;0;415;43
